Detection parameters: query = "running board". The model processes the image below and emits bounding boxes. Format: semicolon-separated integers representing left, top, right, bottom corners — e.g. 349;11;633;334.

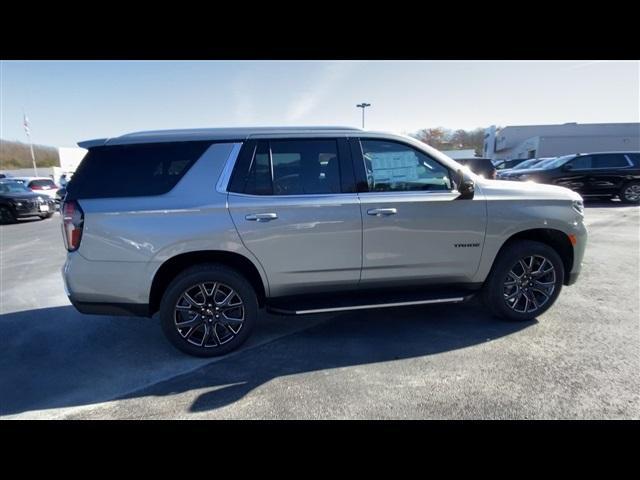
266;288;476;315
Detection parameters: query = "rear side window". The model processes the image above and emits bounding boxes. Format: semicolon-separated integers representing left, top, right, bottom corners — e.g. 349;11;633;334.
593;154;631;169
29;179;56;188
66;141;211;199
242;139;342;195
627;153;640;166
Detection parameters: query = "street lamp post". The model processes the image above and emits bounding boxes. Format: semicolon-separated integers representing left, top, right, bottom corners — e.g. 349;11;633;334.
356;102;371;129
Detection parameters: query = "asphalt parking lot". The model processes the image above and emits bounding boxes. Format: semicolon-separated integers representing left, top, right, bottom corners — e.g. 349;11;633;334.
1;202;639;419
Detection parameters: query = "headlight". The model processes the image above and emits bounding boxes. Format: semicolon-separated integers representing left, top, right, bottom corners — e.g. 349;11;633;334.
572;199;584;216
13;200;23;207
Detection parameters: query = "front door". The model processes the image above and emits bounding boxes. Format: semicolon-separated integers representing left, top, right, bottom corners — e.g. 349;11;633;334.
353;138;486;287
228;138;362;297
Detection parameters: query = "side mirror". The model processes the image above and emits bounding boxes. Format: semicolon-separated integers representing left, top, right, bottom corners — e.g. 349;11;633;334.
562;163;573;171
456;169;475;200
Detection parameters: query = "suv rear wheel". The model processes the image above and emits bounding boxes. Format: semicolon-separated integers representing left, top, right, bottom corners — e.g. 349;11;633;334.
620;181;640;204
159;264;258;357
482;240;564;321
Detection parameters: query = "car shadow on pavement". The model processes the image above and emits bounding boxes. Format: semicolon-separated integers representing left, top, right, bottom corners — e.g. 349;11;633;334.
0;302;534;417
122;301;535;415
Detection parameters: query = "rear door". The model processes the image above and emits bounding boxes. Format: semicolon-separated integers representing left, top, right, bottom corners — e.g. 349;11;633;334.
227;137;362;297
352;137;486;287
587;153;634;195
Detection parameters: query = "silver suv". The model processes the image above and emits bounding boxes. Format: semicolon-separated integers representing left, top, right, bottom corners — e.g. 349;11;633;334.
61;127;587;357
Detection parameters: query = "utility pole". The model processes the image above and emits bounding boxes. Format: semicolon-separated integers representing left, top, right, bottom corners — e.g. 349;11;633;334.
23;111;38;176
356;103;371;129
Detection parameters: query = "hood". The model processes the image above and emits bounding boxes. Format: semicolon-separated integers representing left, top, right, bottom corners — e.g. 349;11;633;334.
477;178;582;202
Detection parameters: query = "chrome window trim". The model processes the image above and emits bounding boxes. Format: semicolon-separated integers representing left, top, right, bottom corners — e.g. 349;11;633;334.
216;142;243;193
226;191;359;199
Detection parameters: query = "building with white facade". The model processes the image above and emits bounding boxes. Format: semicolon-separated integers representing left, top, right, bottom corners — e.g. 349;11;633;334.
483;123;640;161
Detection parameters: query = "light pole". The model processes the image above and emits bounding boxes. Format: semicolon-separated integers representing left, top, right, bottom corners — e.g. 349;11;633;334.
356;102;371;129
23;111;38;177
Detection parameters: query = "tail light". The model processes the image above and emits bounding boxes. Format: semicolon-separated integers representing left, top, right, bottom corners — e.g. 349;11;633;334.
62;200;84;251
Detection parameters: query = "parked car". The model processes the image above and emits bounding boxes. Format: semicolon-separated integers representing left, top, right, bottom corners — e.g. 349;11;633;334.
497;158;556;179
453;158;497;179
504;151;640;203
62;127;587;357
493;158;529;170
0;179;55;223
12;177;60;202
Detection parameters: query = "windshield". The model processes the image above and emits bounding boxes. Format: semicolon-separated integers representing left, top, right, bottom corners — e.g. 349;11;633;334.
541;154;576;170
0;181;31;194
511;159;541;170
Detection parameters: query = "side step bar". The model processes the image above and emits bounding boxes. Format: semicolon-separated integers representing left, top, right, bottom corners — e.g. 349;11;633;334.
266;289;477;316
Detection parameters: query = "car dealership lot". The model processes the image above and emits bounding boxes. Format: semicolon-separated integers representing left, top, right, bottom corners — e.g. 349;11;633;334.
1;204;639;419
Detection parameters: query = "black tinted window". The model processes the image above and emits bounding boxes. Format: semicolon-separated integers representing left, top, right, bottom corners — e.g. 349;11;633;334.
628;153;640;166
568;156;592;169
593;154;630;169
361;140;452;192
67;141;210;199
29;179;56;188
271;140;340;195
243;140;341;195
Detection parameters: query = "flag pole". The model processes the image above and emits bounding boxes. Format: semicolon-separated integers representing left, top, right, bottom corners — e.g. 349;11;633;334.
23;111;38;177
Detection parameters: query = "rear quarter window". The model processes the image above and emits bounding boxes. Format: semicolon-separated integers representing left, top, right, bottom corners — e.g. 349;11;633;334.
66;141;211;199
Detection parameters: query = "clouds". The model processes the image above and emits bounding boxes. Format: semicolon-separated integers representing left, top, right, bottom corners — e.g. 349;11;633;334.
285;62;357;122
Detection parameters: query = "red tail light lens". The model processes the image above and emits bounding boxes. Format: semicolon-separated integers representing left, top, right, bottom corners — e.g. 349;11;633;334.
62;200;84;251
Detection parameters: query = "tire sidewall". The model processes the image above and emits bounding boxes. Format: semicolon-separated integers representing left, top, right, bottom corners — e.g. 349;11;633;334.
0;206;16;224
620;181;640;204
159;264;258;357
483;240;565;321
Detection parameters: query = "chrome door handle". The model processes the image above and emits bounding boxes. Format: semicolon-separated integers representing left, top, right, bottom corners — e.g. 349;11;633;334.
245;213;278;222
367;208;397;216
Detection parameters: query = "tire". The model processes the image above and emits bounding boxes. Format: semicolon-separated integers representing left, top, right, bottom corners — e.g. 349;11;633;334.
159;264;258;357
0;206;16;224
482;240;564;321
620;181;640;204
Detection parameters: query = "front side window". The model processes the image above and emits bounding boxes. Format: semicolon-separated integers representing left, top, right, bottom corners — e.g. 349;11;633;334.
360;140;452;192
592;154;630;169
568;156;592;170
242;139;342;195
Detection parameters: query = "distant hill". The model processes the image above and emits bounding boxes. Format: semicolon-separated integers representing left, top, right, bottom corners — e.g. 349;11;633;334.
0;139;60;170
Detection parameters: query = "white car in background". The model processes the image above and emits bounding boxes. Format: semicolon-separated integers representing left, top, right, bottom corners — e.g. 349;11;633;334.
13;177;60;201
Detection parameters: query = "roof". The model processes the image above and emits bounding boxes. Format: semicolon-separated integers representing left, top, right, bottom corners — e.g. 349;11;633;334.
78;126;364;148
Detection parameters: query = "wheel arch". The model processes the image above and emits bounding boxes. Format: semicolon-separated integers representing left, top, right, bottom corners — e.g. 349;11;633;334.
492;228;574;285
149;250;268;315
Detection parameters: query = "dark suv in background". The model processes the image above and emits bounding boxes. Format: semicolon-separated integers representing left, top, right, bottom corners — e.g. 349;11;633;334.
454;158;497;179
505;152;640;203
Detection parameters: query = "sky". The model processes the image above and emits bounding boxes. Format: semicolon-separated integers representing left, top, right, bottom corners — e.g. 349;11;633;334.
1;60;638;147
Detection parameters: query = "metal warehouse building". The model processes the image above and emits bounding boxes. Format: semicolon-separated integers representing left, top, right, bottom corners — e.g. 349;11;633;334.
483;122;640;161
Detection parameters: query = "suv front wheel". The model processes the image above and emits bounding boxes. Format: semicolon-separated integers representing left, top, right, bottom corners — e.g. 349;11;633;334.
482;240;564;321
159;264;258;357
